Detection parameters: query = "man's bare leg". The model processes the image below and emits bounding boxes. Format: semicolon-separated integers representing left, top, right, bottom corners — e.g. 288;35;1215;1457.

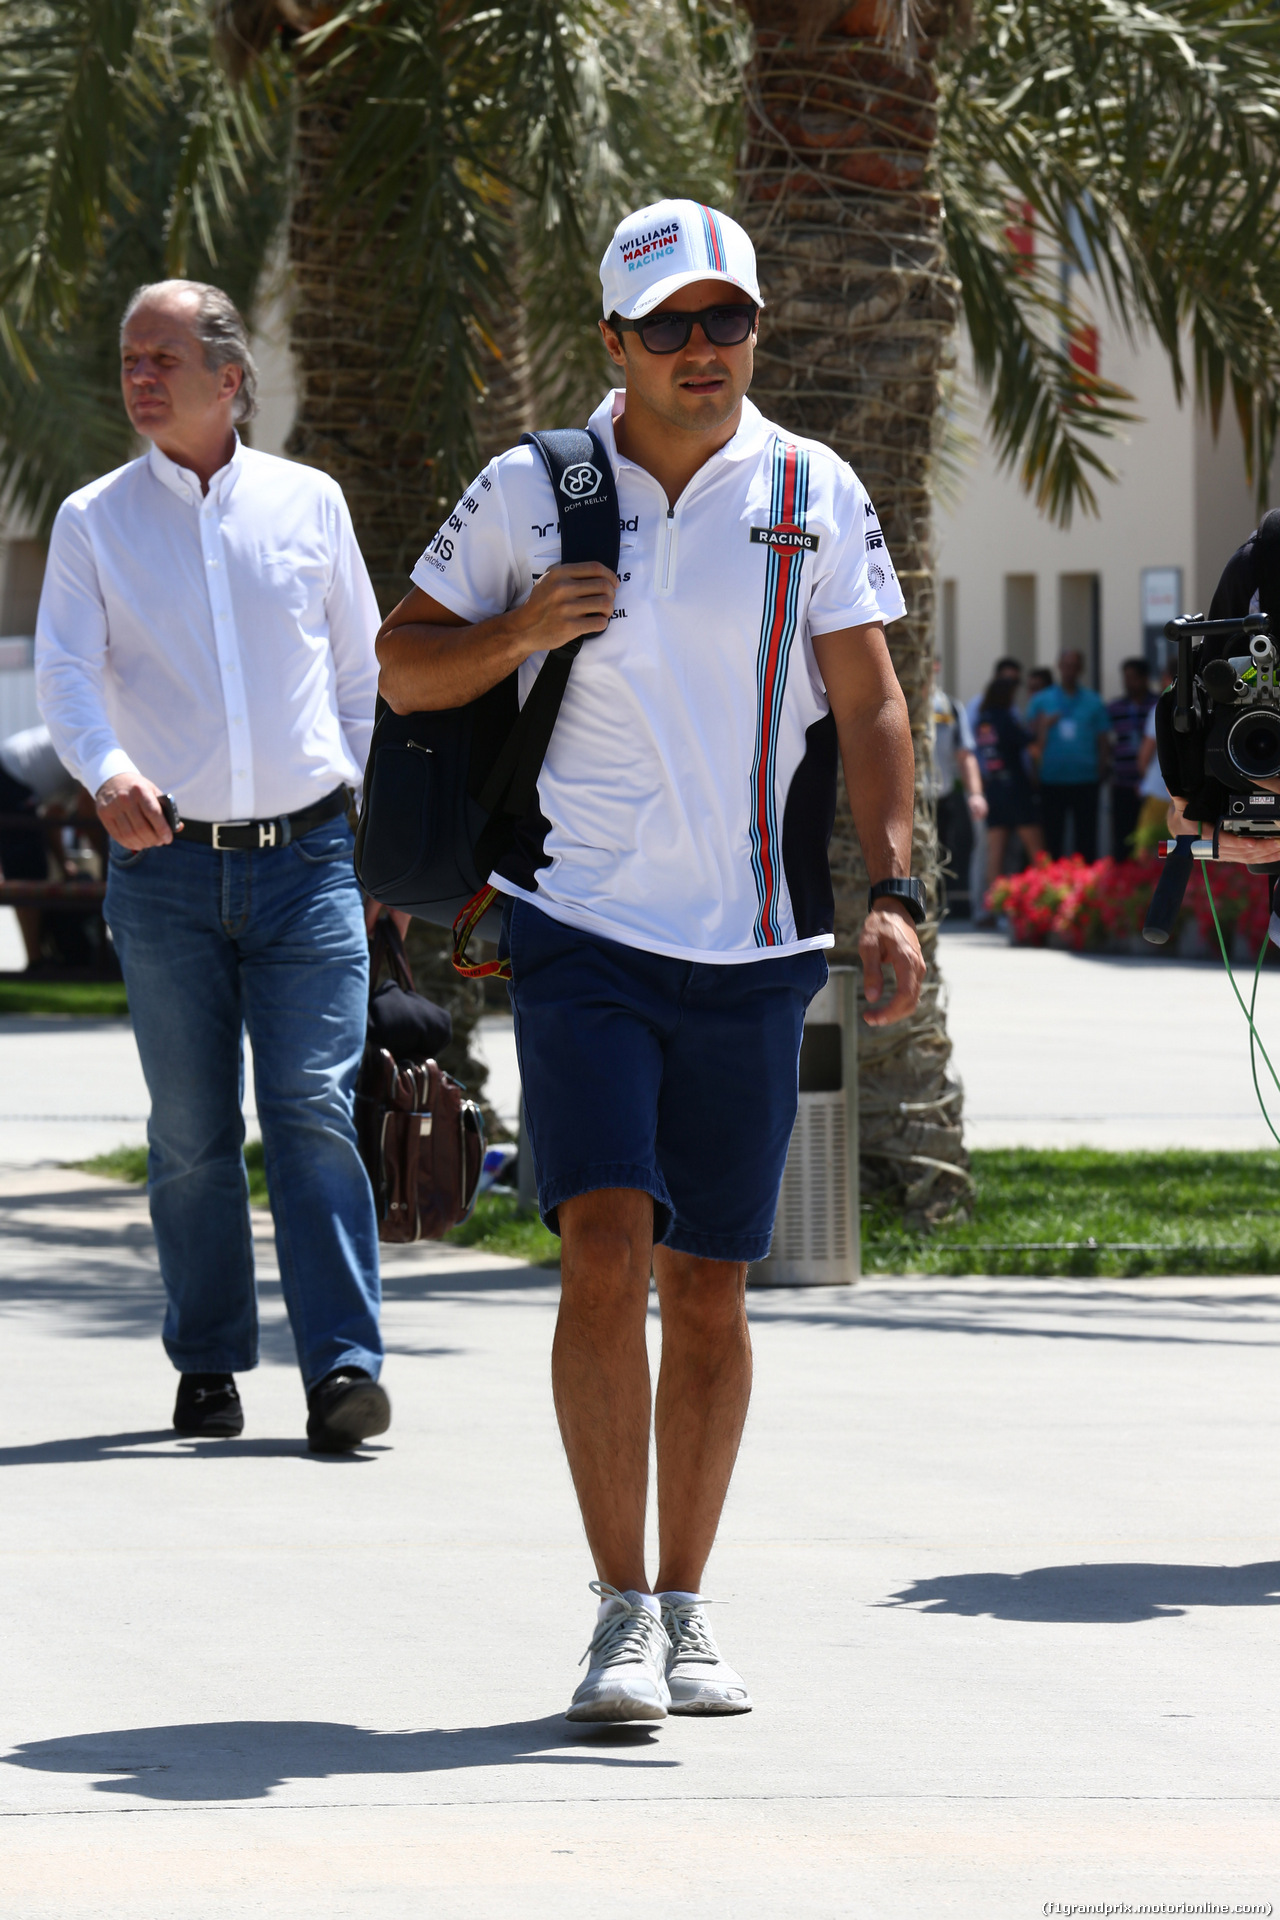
652;1250;752;1594
553;1187;655;1593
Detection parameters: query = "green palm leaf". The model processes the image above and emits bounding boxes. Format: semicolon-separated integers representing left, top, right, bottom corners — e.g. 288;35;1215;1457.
942;0;1280;519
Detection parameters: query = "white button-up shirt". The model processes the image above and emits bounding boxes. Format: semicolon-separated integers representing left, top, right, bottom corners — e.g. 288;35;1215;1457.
36;438;380;821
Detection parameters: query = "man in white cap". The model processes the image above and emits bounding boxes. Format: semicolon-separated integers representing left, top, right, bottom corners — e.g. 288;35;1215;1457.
377;200;924;1720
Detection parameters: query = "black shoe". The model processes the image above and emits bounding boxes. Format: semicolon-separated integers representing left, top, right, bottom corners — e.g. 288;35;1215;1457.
306;1368;391;1454
173;1372;244;1438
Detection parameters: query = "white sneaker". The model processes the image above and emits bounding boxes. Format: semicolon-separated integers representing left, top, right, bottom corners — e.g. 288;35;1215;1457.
566;1582;672;1722
659;1595;753;1715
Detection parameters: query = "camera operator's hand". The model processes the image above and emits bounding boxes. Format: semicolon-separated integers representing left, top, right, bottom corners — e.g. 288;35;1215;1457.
1166;797;1278;865
95;772;177;850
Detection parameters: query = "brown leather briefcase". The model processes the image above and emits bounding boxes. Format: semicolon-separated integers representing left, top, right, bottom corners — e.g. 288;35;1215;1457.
355;918;485;1242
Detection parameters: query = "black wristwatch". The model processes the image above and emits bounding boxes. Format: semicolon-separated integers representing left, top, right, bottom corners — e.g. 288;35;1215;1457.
867;877;926;925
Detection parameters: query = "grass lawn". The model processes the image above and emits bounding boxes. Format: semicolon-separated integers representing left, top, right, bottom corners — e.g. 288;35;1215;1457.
0;979;129;1017
74;1144;1280;1276
75;1142;559;1263
865;1148;1280;1277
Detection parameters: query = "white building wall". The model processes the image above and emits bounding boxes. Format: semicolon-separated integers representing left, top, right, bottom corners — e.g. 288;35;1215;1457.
936;323;1200;708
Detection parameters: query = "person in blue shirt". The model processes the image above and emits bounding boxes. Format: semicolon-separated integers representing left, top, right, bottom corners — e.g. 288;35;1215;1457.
1027;649;1112;862
1106;656;1156;860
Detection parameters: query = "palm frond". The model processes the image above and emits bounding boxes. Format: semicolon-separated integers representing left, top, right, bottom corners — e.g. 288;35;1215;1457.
0;0;290;536
941;0;1280;518
0;0;147;326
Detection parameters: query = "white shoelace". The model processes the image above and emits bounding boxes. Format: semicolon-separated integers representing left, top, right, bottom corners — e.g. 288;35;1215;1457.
580;1581;670;1670
661;1599;721;1665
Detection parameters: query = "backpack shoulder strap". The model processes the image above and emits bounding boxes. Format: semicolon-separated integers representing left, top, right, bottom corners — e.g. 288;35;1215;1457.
474;427;620;826
521;428;621;580
457;429;622;980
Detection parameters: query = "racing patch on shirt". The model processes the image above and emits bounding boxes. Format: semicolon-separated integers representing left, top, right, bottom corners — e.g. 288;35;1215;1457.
749;525;820;554
749;439;811;948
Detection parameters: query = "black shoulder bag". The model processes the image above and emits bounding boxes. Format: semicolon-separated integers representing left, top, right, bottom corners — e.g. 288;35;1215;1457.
354;429;620;977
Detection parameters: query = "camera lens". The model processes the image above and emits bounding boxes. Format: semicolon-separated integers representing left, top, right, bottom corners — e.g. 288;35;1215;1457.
1227;708;1280;780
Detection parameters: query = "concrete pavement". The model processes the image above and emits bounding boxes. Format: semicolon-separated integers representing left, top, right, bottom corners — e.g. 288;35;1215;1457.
940;927;1280;1150
2;1165;1279;1916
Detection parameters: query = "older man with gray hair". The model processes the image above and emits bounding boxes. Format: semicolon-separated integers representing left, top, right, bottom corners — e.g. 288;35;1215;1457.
36;278;388;1453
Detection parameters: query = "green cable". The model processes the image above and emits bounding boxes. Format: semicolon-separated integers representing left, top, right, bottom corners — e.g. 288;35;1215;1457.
1203;865;1280;1148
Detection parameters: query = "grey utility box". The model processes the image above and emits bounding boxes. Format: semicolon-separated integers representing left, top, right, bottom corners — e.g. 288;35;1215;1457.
749;965;860;1286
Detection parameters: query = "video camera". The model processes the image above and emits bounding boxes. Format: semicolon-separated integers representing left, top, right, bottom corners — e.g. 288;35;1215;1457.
1144;610;1280;944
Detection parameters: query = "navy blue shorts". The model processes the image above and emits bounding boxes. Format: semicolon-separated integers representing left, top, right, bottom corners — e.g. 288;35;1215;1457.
504;898;828;1263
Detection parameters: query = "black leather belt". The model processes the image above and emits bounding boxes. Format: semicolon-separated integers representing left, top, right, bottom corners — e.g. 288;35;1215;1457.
179;785;349;851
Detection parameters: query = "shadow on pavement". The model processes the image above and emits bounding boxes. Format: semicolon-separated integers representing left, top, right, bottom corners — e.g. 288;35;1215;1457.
0;1430;363;1466
747;1285;1280;1348
885;1559;1280;1623
5;1716;674;1800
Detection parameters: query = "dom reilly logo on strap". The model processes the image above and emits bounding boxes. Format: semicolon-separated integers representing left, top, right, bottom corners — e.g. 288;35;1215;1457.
560;461;603;502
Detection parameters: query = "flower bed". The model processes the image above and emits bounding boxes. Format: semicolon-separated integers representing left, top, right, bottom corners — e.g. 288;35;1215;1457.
987;854;1275;955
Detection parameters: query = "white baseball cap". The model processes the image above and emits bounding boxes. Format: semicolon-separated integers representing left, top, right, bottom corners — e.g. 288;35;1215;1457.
600;198;764;321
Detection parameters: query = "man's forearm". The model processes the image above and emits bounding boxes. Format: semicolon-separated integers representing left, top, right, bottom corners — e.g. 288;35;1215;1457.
835;691;916;883
959;748;983;801
375;613;528;715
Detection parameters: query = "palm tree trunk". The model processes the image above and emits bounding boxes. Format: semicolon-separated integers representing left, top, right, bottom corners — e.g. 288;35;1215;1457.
286;66;508;1100
739;0;971;1226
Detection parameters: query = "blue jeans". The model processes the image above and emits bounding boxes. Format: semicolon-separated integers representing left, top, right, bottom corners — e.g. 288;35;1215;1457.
105;816;381;1391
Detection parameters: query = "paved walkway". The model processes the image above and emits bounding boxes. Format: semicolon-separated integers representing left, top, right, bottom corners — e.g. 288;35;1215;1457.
940;928;1280;1150
2;1166;1279;1916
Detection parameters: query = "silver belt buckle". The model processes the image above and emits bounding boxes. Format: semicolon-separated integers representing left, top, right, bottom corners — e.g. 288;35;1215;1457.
257;821;278;848
211;820;248;851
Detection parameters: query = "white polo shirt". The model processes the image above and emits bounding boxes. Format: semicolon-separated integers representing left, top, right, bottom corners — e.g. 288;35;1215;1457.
410;389;906;963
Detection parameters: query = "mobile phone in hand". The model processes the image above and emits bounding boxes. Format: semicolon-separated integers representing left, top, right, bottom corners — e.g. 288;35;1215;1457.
159;793;182;832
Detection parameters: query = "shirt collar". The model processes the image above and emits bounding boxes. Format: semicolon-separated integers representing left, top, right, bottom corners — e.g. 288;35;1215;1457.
588;389;772;475
146;433;244;507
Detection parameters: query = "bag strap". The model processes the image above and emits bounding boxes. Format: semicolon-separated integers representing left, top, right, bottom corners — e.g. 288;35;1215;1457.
474;428;620;827
456;428;621;980
368;912;415;1005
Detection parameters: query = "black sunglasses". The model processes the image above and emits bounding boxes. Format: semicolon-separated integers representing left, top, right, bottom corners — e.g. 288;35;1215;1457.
612;303;759;355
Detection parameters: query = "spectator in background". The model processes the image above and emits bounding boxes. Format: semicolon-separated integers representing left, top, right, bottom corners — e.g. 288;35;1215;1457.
931;661;987;918
0;723;79;968
1107;656;1156;860
966;655;1023;734
974;677;1043;922
1136;669;1174;847
1028;648;1111;862
1026;666;1053;701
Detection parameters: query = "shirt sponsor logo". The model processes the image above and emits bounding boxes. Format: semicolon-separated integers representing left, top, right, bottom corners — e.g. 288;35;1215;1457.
559;462;603;500
868;562;886;590
749;524;820;554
